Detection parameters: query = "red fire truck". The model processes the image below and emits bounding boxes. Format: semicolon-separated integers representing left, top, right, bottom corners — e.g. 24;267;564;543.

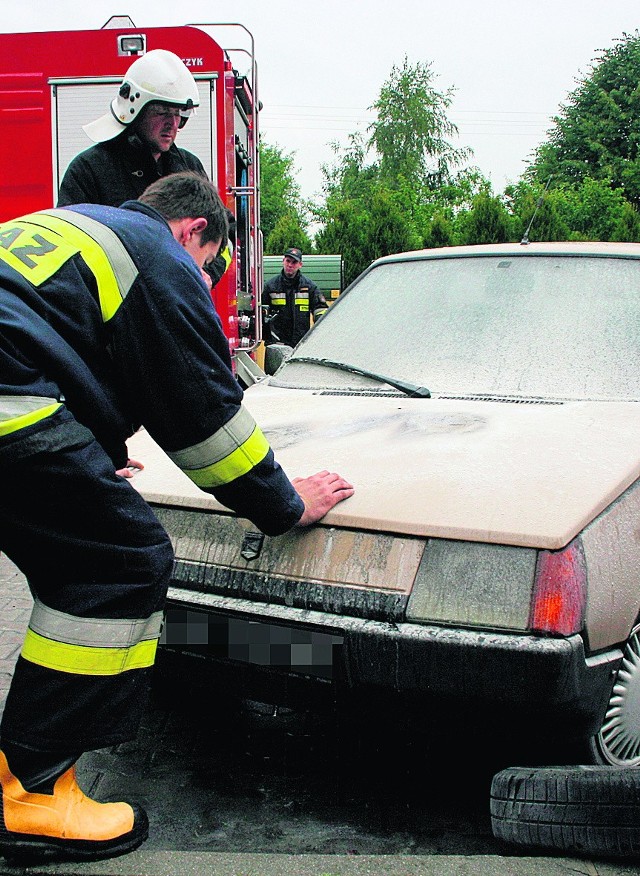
0;15;263;368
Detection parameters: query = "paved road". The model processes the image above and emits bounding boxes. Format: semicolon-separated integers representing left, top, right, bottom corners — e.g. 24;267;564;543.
0;553;31;721
1;552;638;876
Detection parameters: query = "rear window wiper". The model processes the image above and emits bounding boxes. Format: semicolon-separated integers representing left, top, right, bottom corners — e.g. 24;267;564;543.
290;357;431;398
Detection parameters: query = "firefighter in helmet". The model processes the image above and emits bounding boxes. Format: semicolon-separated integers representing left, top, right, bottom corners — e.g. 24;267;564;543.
0;172;353;864
263;248;328;350
57;48;234;290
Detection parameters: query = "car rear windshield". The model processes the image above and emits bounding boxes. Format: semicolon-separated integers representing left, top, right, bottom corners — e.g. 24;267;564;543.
282;254;640;401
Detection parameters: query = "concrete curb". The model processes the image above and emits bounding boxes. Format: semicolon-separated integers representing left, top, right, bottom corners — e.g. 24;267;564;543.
7;850;637;876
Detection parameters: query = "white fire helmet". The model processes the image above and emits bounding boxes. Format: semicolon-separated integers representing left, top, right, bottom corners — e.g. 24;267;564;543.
83;49;199;143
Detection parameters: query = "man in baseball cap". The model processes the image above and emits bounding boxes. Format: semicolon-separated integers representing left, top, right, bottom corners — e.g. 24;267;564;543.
263;248;328;349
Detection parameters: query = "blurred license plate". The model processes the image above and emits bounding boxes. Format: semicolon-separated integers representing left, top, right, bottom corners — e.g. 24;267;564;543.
161;607;343;680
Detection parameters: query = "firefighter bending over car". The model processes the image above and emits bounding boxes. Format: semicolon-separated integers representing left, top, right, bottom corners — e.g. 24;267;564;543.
0;172;354;864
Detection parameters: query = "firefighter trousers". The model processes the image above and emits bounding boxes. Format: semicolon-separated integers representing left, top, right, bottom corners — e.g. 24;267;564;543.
0;408;174;753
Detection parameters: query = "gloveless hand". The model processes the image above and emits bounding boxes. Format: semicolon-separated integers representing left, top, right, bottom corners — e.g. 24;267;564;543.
291;470;354;527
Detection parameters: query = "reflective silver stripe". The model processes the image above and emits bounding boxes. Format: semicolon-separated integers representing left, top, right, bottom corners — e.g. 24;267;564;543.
36;209;138;305
28;598;164;648
166;406;257;470
0;395;59;422
0;395;62;437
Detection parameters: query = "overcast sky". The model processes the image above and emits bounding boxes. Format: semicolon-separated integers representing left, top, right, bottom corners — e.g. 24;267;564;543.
5;1;640;201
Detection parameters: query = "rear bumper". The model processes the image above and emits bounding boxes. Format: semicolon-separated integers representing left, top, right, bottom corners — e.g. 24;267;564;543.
163;586;620;731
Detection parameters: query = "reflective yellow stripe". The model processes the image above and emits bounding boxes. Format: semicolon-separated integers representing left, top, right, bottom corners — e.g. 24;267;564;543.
21;629;158;676
0;401;62;437
270;296;286;305
0;220;80;285
220;244;232;270
23;213;123;322
39;210;138;310
168;406;257;468
0;211;137;321
185;426;270;488
166;406;271;488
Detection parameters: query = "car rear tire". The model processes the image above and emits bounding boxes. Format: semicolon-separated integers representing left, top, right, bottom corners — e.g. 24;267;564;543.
490;765;640;858
589;622;640;767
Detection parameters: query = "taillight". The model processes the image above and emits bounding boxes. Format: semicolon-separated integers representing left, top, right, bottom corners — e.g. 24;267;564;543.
529;539;586;635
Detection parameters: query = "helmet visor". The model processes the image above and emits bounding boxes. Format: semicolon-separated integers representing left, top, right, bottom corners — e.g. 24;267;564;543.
178;107;195;129
144;101;196;130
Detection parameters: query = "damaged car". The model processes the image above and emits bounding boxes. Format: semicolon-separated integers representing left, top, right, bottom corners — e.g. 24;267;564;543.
128;241;640;767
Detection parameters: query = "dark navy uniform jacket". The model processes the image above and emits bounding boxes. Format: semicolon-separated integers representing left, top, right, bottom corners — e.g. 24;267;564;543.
263;270;328;347
57;134;206;208
0;201;303;536
57;133;232;289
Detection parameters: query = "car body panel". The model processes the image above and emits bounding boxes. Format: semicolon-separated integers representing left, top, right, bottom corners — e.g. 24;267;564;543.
579;478;640;651
160;583;621;739
374;239;640;263
147;504;424;600
128;391;640;552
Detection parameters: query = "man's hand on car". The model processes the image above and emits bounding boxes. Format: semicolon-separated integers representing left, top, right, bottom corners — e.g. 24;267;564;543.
292;470;354;527
116;458;145;478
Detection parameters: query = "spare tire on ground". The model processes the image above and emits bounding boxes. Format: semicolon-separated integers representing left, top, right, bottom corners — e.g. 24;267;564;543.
490;765;640;859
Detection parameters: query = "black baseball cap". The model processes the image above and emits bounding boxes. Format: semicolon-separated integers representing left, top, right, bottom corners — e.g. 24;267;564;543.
284;247;302;262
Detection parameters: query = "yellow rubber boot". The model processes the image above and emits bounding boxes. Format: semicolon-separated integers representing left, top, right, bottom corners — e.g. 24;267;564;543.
0;750;148;863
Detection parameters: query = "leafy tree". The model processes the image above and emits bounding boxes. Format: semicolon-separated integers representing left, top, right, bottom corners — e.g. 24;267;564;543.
314;134;381;281
314;199;370;286
455;192;512;245
368;56;471;190
316;134;419;282
505;182;571;242
315;183;420;285
315;58;473;276
320;133;376;203
422;212;455;248
437;168;494;212
259;140;310;247
611;200;640;241
418;169;493;248
560;176;640;240
527;31;640;205
265;212;313;257
506;178;640;242
366;187;422;263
